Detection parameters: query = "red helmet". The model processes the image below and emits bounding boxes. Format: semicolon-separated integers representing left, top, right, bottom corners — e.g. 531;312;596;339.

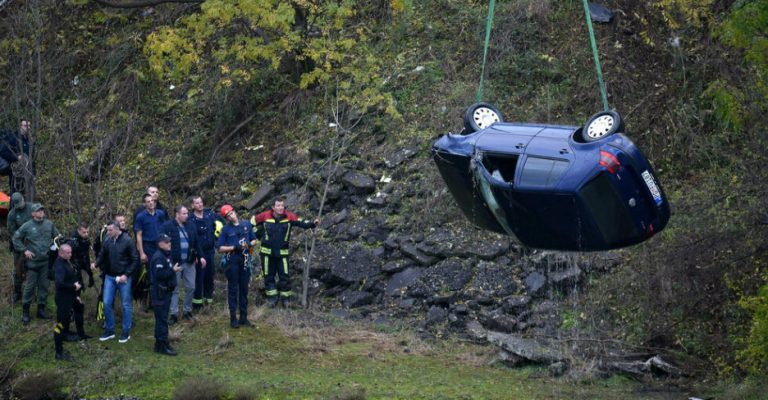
220;204;234;218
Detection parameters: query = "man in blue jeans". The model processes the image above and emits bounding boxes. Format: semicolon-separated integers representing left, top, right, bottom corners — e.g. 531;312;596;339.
91;220;139;343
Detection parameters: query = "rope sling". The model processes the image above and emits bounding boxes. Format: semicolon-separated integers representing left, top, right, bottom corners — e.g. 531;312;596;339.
476;0;610;111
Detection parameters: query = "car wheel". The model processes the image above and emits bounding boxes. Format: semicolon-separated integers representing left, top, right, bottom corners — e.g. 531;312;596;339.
463;102;503;133
582;110;623;142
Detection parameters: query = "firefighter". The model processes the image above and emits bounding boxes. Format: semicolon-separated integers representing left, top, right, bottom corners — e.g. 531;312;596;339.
217;205;256;328
252;199;318;308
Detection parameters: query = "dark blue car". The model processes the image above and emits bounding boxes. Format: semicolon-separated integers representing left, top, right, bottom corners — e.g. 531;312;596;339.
432;103;670;251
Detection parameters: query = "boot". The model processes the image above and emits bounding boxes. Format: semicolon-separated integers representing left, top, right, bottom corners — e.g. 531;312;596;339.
154;340;163;353
281;298;291;308
36;305;51;319
229;312;239;329
22;304;31;325
239;313;253;328
164;341;178;356
267;297;278;308
55;352;73;361
12;289;21;304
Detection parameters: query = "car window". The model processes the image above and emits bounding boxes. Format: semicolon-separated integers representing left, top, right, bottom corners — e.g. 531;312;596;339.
519;156;569;188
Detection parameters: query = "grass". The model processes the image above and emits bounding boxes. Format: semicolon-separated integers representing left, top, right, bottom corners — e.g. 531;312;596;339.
1;249;683;399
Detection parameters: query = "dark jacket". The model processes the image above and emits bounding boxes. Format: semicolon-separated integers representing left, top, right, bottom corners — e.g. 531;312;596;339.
149;249;176;304
68;229;92;272
190;209;217;251
253;210;316;257
53;257;80;296
95;231;139;277
161;219;204;264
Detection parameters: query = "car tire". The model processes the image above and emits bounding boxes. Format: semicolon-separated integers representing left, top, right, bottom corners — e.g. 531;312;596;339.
463;102;503;133
582;110;623;142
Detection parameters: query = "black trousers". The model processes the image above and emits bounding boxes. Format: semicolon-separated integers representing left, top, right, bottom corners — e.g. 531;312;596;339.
193;248;216;303
225;256;250;317
54;292;84;354
153;291;172;342
261;254;292;298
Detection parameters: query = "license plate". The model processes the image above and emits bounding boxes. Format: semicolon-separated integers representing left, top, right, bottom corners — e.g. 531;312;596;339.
641;170;663;206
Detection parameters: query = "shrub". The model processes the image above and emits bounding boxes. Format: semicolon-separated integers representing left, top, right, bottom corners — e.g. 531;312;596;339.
172;377;226;400
13;370;66;400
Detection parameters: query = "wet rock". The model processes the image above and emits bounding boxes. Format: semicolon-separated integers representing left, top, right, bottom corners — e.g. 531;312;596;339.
407;258;474;298
326;244;380;286
427;293;457;307
399;298;416;309
549;265;583;289
400;243;437;266
480;309;518;333
384;147;418;168
486;332;563;364
381;259;411;274
366;192;387;207
467;261;518;298
386;267;425;297
341;171;376;194
342;291;375;308
365;226;390;243
426;306;448;325
245;183;275;210
524;272;547;297
466;320;487;341
502;295;532;314
452;303;469;315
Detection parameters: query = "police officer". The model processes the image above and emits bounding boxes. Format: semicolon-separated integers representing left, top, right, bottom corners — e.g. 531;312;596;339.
217;205;256;328
52;244;89;361
12;203;60;324
150;234;181;356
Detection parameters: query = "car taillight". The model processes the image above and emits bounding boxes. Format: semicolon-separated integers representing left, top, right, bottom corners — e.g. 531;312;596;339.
599;151;621;174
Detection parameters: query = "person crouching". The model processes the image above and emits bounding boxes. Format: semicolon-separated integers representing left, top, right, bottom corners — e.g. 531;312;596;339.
150;234;181;356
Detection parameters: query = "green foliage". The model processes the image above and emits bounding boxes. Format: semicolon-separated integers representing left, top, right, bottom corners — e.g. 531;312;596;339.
716;0;768;103
737;276;768;376
144;0;398;118
656;0;715;29
702;80;744;132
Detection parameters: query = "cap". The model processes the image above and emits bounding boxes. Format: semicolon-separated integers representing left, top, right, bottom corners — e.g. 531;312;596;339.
30;203;44;212
220;204;234;218
157;233;172;243
11;192;23;203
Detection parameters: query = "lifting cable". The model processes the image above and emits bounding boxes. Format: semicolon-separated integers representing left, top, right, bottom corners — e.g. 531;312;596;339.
581;0;610;111
476;0;610;111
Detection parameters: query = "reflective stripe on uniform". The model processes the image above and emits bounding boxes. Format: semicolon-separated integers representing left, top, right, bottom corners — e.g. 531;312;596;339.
263;256;269;276
279;290;293;297
192;298;204;305
266;289;278;296
282;257;288;274
54;322;63;334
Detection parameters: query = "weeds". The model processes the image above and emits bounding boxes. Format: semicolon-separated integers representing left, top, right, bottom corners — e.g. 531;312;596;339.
172;377;226;400
13;370;66;400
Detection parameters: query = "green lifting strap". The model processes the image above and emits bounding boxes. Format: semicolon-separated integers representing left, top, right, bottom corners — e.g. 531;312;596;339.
476;0;496;103
581;0;610;111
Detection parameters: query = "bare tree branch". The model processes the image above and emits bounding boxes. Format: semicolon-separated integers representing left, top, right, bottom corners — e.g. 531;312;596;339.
93;0;202;8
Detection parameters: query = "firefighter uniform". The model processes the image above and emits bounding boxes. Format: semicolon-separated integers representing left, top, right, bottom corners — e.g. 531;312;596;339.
252;210;316;306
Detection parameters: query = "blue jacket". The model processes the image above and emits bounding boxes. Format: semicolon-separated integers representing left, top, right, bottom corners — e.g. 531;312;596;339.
161;219;204;265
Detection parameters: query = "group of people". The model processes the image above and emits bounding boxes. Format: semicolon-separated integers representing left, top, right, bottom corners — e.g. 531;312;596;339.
7;185;319;361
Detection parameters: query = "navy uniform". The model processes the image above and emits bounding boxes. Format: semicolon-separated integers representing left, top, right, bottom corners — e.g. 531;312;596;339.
149;234;177;356
217;206;256;328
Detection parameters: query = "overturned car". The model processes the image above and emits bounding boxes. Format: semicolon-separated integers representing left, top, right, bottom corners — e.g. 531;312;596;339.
432;103;670;251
